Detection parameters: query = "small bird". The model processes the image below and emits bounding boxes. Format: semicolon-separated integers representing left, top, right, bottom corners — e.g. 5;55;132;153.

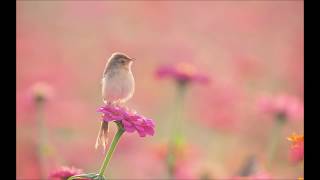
95;52;135;150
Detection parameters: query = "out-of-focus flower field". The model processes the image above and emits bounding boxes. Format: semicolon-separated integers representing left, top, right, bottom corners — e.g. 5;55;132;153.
17;1;303;179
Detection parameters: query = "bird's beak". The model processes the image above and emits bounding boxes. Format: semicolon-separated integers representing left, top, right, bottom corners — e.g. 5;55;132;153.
129;57;135;62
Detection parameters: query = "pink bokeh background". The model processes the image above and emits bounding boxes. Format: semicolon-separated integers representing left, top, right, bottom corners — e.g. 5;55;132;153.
17;1;303;179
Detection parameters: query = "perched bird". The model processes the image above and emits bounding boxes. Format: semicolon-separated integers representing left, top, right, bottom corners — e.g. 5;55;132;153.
95;52;135;150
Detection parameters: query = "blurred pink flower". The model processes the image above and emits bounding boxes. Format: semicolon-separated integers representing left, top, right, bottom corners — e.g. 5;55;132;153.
30;82;55;103
17;82;55;123
289;143;304;163
155;62;209;85
97;104;155;137
49;166;85;180
257;94;304;121
287;133;304;163
231;171;272;180
174;163;198;179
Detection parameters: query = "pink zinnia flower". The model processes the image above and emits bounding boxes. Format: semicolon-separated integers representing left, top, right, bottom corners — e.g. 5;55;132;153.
156;62;209;85
97;104;155;137
49;166;85;180
288;133;304;163
231;172;272;180
257;94;304;121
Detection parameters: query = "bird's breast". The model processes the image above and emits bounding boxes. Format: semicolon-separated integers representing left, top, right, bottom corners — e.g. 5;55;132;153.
102;70;135;103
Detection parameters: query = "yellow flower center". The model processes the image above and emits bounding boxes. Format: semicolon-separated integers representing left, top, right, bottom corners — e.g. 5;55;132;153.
31;82;53;102
175;62;197;76
287;133;304;147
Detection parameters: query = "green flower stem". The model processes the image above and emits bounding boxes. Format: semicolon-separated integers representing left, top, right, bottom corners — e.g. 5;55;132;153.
35;100;46;179
267;116;286;167
166;141;178;179
167;83;187;178
98;123;124;177
172;83;187;142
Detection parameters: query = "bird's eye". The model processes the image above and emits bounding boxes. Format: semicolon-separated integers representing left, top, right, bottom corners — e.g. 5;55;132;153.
120;59;126;64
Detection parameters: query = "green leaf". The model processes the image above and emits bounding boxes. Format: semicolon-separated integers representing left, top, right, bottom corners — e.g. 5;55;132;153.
67;173;104;180
93;175;106;180
68;173;105;180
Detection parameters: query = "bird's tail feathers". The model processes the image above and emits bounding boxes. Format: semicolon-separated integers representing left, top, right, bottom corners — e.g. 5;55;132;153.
95;121;109;151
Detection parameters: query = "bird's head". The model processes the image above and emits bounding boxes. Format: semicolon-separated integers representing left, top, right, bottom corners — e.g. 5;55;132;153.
107;52;135;70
